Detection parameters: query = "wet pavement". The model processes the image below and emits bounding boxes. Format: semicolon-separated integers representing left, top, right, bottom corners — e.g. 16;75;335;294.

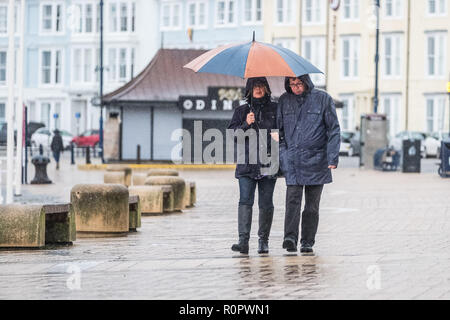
1;156;450;299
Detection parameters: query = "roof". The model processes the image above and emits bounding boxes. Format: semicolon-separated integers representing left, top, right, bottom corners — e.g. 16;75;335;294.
102;48;286;104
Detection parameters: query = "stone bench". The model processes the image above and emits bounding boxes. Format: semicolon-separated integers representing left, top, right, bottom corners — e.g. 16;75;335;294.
145;176;185;211
128;195;141;232
129;185;174;215
189;181;196;207
147;169;179;177
0;204;76;248
104;171;126;185
71;184;129;237
106;165;132;187
132;173;147;186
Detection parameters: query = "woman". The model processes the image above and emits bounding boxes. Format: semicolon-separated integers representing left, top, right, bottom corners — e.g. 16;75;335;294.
227;77;278;254
51;129;64;170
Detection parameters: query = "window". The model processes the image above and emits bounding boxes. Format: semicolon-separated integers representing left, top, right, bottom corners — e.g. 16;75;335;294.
107;1;136;33
303;0;324;25
109;3;117;32
426;32;446;78
85;4;93;33
341;36;359;79
338;95;355;131
276;0;293;25
40;2;64;34
302;37;326;86
84;48;92;83
427;0;447;15
187;1;207;28
380;94;401;137
342;0;359;21
243;0;262;24
0;103;5;122
161;2;181;30
120;3;128;31
73;48;82;82
426;95;446;133
41;102;51;128
382;33;402;78
119;48;127;80
40;101;63;131
216;0;235;26
385;0;403;18
273;38;295;52
40;49;63;86
0;6;6;34
107;47;134;82
0;51;6;84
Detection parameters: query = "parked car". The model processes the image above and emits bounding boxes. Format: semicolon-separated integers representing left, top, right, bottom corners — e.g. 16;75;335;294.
339;131;360;156
0;121;45;147
340;131;354;156
431;132;450;157
71;129;100;147
390;131;426;158
31;128;73;150
419;132;441;158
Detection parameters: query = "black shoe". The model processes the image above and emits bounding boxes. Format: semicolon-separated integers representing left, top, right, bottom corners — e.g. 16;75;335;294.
258;239;269;254
231;242;249;254
282;239;297;252
300;245;313;253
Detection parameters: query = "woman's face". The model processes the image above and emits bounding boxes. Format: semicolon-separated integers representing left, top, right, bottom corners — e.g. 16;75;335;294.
252;83;266;99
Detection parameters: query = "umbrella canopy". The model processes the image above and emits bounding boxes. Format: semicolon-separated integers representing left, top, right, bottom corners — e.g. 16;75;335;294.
184;40;323;79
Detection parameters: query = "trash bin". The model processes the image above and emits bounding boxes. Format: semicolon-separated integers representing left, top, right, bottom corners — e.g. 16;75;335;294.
438;138;450;178
402;139;421;173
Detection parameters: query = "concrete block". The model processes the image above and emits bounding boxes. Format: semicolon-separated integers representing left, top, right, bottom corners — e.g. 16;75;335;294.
145;176;186;211
0;205;46;248
71;184;129;237
147;169;179;177
104;171;126;185
132;173;147;186
128;195;141;231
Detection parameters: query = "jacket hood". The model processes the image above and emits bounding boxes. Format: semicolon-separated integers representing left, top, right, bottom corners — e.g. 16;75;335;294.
284;74;315;95
245;77;271;103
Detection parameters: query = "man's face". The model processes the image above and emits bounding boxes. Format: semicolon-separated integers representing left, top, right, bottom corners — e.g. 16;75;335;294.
252;83;267;99
289;78;306;96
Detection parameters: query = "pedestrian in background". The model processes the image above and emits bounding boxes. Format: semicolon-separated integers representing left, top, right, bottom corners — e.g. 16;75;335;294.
276;74;340;254
228;77;278;255
51;129;64;170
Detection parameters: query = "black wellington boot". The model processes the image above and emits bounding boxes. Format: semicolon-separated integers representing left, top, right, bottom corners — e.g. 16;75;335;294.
231;204;252;254
257;207;274;254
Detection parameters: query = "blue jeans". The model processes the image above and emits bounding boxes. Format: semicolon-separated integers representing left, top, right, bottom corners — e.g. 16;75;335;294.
238;176;276;210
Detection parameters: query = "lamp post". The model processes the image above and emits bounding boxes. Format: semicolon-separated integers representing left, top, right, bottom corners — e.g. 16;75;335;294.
373;0;380;114
99;0;105;163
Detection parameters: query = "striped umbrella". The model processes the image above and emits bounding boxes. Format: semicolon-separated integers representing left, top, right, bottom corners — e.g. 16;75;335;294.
184;33;323;79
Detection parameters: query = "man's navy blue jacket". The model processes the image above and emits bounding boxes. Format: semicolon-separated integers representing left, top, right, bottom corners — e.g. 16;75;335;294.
277;74;341;186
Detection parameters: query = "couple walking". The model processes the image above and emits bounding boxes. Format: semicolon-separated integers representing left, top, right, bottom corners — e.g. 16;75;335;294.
228;75;341;255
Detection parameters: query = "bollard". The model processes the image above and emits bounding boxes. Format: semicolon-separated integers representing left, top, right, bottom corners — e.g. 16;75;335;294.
31;155;52;184
137;145;141;164
39;144;43;155
85;146;91;164
70;143;75;165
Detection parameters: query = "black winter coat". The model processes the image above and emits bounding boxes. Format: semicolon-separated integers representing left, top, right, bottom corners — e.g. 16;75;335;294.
228;97;278;179
51;134;64;153
277;74;341;185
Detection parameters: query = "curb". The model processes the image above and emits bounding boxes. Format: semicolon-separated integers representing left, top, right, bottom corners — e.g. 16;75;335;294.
77;164;236;171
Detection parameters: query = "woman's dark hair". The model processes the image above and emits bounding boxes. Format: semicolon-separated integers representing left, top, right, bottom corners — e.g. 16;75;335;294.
245;77;271;103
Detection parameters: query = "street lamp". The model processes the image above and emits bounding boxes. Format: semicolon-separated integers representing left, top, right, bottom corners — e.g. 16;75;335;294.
99;0;104;163
373;0;380;114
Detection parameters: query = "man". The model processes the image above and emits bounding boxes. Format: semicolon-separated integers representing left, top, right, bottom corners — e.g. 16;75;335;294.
51;129;64;170
276;74;340;254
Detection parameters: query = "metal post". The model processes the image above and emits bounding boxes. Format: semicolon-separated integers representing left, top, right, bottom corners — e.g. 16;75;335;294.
14;0;25;196
99;0;105;163
86;147;91;164
71;143;75;165
137;144;141;164
24;106;28;184
373;0;380;114
6;0;16;204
